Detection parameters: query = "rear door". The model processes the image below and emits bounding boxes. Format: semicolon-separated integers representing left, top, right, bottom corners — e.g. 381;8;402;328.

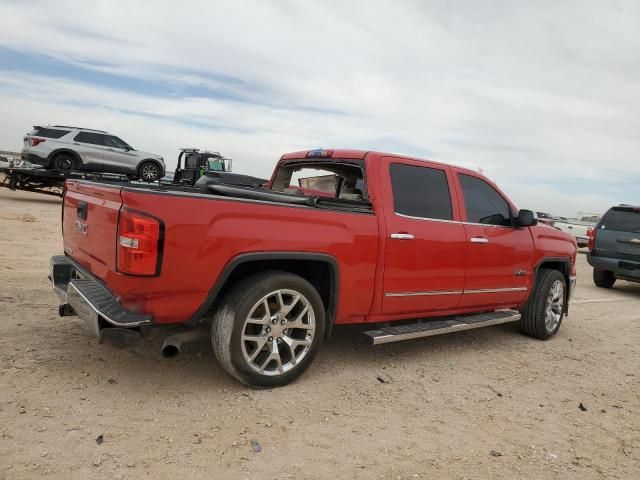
380;158;467;315
454;171;534;309
596;207;640;261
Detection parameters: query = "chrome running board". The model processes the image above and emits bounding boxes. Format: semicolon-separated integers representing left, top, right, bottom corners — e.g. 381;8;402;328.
363;310;521;345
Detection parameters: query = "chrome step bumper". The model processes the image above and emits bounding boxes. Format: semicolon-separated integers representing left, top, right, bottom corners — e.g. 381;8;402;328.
50;255;152;341
363;310;521;345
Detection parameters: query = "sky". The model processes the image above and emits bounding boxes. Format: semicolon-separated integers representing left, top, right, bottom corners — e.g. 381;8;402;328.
1;0;639;217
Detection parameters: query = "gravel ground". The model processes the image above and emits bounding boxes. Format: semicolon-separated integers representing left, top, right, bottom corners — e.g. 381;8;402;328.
1;188;639;479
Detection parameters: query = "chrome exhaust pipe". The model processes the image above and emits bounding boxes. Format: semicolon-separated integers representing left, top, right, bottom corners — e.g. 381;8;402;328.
161;329;208;358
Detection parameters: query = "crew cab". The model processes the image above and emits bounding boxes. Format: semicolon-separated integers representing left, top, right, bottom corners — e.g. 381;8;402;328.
50;149;577;387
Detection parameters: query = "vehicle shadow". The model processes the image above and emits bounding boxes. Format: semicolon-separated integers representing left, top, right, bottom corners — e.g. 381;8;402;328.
0;193;62;205
33;317;527;392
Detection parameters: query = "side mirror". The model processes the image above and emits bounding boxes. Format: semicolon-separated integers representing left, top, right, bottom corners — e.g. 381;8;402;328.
515;209;538;228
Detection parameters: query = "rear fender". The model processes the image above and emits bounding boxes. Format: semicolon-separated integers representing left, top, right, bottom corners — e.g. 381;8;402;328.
186;252;339;339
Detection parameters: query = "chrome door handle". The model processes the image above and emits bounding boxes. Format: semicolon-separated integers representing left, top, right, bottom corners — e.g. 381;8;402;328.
390;233;414;240
470;237;489;244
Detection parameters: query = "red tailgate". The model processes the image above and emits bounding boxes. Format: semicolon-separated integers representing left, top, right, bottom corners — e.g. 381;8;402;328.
62;181;122;280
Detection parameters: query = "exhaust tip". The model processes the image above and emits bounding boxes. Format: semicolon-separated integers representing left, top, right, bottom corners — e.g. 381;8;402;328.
161;344;180;358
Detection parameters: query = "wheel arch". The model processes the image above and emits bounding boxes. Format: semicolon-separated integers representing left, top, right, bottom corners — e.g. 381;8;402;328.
47;148;82;168
530;256;571;314
186;252;339;338
137;159;164;177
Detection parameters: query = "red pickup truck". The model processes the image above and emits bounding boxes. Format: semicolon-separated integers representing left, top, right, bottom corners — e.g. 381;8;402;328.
51;149;577;387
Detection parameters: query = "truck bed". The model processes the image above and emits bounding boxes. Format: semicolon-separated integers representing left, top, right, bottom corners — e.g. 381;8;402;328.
62;179;379;325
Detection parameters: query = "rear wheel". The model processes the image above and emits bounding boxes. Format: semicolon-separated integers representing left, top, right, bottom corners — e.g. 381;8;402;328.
138;161;161;182
593;268;616;288
211;271;325;388
520;269;566;340
52;153;76;172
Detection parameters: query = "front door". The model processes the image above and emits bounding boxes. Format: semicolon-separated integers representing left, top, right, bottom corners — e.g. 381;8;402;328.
381;158;467;315
454;172;534;308
102;135;137;173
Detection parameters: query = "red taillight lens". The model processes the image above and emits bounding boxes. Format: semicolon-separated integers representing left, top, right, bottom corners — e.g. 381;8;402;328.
587;227;596;251
31;137;46;146
117;209;163;276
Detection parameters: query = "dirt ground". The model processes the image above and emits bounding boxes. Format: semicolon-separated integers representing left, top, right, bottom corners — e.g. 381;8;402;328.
0;188;639;480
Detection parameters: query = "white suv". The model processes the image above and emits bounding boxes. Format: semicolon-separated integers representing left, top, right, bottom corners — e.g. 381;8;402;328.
21;126;165;182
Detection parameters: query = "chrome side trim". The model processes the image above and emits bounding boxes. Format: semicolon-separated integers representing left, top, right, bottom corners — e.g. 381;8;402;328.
385;290;463;297
384;286;527;297
464;287;527;294
395;212;514;229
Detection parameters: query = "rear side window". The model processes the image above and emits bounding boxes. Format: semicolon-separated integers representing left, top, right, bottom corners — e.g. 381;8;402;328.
390;163;453;220
33;127;69;139
458;174;511;226
74;132;105;145
600;208;640;233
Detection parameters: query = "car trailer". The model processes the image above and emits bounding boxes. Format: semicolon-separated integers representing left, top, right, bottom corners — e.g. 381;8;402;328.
0;166;130;197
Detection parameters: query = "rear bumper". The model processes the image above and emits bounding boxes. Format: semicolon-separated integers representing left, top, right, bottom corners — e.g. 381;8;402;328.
587;253;640;280
21;152;50;168
50;255;152;339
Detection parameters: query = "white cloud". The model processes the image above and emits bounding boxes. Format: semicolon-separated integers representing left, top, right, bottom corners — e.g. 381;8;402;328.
1;0;639;216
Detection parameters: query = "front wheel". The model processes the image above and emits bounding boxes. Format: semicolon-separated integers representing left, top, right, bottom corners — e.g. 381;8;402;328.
138;161;161;182
520;269;566;340
211;271;325;388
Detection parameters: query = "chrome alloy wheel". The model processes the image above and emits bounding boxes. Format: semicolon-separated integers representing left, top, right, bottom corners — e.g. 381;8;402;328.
241;289;315;376
545;279;564;332
141;163;159;181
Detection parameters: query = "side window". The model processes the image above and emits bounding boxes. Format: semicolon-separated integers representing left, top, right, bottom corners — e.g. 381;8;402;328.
74;132;105;146
33;128;70;139
458;174;511;226
389;163;453;220
103;136;128;149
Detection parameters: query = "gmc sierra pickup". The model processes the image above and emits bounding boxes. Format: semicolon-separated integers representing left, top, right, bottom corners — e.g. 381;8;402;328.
51;149;577;387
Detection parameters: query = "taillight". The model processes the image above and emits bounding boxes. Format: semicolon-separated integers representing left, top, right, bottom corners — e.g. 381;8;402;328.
117;209;163;276
587;227;596;251
31;137;46;146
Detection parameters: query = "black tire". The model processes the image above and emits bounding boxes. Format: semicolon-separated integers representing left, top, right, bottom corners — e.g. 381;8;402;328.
138;161;161;182
520;269;566;340
211;270;325;388
593;269;616;288
52;153;76;172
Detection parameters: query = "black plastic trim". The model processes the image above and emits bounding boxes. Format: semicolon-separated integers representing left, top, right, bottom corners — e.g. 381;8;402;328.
137;159;165;178
531;256;571;314
47;148;83;168
185;252;340;333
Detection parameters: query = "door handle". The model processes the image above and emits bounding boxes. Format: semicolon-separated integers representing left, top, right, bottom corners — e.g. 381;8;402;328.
470;237;489;244
390;233;414;240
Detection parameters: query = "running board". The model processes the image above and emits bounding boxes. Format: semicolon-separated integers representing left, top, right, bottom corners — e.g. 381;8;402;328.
363;310;521;345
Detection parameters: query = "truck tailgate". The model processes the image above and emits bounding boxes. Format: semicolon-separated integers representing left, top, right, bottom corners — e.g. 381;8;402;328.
63;181;122;279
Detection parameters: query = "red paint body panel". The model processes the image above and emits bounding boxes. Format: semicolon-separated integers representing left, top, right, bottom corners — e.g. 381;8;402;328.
64;180;379;324
61;149;577;327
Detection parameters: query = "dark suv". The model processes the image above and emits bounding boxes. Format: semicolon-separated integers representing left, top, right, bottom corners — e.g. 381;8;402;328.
587;205;640;288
